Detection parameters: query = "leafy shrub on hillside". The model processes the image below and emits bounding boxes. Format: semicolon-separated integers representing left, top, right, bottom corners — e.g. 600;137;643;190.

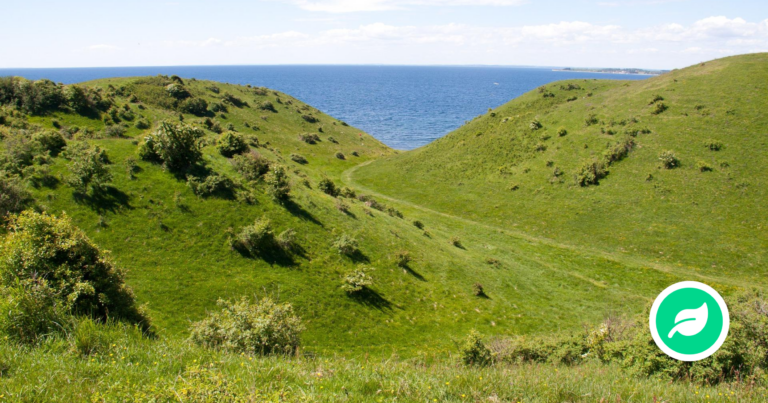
32;130;66;156
186;174;234;197
696;160;713;172
164;83;190;100
302;114;319;123
103;124;127;138
585;114;599;126
0;131;48;176
395;250;411;268
258;101;276;112
138;122;204;173
460;330;493;366
222;93;247;108
659;151;680;169
298;133;320;144
603;137;635;164
450;236;463;248
341;267;374;294
135;119;150;130
335;152;346;160
704;139;723;151
649;94;664;105
216;131;249;158
290;154;307;164
576;158;608;186
529;120;542;130
339;187;356;199
65;143;112;194
179;98;208;116
318;178;339;197
0;78;64;115
276;228;297;251
230;217;274;255
557;127;567;137
333;234;359;256
0;176;30;219
413;220;425;230
652;102;668;115
190;297;303;355
265;165;290;202
0;211;149;342
232;152;270;181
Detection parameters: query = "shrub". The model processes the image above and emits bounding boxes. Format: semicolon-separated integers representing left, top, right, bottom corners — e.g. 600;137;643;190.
209;102;228;113
231;217;274;255
460;330;493;366
339;187;356;198
222;93;246;108
138;122;204;173
190;297;303;355
333;234;359;256
165;83;190;100
473;283;485;296
652;102;668;115
335;152;346;160
301;114;319;123
134;119;150;129
103;124;126;138
290;154;307;164
65;143;112;194
603;137;635;164
450;236;463;248
395;251;411;268
298;133;320;144
0;176;30;218
485;257;500;267
327;136;337;143
232;151;270;181
696;160;713;172
557;127;567;137
0;211;149;343
318;177;339;197
276;228;296;251
258;101;276;112
335;199;350;214
659;150;679;169
413;220;425;230
31;130;66;156
187;174;234;197
341;267;374;294
216;131;249;158
704;139;723;151
265;165;290;201
649;94;664;104
179;97;208;116
529;120;542;130
585;114;599;126
576;158;608;186
387;207;403;218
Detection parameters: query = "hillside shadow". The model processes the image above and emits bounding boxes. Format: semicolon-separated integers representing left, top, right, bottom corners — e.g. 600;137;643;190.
284;200;323;227
350;288;393;311
234;243;296;267
401;264;426;282
349;250;370;263
73;186;132;214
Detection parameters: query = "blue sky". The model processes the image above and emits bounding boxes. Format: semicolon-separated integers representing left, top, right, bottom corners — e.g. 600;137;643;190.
1;0;766;69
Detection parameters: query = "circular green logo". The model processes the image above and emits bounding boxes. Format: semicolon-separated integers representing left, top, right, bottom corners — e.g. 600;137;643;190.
649;281;729;361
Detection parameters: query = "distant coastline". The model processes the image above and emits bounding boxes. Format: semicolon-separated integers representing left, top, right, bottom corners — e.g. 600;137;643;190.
553;67;666;76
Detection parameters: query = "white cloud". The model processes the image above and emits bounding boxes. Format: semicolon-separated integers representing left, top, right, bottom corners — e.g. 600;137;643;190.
273;0;526;13
87;44;120;51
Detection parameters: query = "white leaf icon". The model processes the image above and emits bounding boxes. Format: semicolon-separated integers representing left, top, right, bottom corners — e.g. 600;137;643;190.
668;303;708;338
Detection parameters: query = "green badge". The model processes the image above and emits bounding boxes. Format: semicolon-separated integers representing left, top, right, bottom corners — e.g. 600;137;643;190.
649;281;729;361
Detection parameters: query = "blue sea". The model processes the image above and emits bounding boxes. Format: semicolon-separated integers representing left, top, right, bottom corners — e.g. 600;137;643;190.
0;66;650;150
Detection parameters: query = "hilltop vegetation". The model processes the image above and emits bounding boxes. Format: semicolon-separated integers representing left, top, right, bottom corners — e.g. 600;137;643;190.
2;55;768;401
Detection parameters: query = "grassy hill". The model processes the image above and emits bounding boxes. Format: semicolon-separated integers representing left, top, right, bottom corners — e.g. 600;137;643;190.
353;53;768;290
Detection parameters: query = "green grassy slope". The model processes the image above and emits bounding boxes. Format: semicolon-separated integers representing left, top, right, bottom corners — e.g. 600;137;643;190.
1;74;711;356
353;53;768;288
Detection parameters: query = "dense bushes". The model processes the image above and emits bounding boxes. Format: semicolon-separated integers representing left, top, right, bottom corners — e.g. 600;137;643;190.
341;267;374;294
179;97;208;116
0;77;110;116
0;211;149;343
258;101;276;112
265;165;290;201
333;233;359;256
138;122;204;173
460;330;493;366
230;217;274;255
65;143;113;194
318;177;339;197
290;153;307;164
190;297;303;355
576;158;608;186
301;114;319;123
659;150;680;169
232;152;270;181
216;131;249;158
298;133;320;144
704;139;723;151
0;176;30;218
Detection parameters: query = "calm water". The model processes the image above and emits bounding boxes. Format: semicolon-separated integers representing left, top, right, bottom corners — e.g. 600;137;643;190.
0;66;650;150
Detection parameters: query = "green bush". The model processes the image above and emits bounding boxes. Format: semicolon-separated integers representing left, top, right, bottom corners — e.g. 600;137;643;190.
258;101;276;112
395;250;411;268
529;120;542;130
231;217;274;255
301;114;319;123
659;150;679;169
603;137;635;164
65;143;112;194
222;93;247;108
135;119;150;130
460;330;493;366
103;124;127;138
187;174;234;197
0;211;150;343
450;236;463;248
0;176;30;218
341;267;374;294
696;160;713;172
652;102;668;115
179;97;208;116
335;152;346;160
649;94;664;104
298;133;320;144
339;187;356;198
32;130;66;156
232;152;270;181
473;283;485;296
318;177;339;197
704;139;723;151
138;122;204;173
333;233;359;256
190;297;304;355
216;131;249;158
165;83;190;100
585;114;599;126
276;228;297;251
576;158;608;186
265;165;290;202
290;154;307;164
557;127;567;137
413;220;425;230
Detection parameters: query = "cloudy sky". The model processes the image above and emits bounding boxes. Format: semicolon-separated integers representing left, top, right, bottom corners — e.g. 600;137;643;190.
1;0;766;69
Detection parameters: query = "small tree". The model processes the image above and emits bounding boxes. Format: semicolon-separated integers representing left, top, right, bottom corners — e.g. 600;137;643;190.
190;297;303;355
341;267;374;294
232;217;274;255
659;150;679;169
333;234;359;256
232;152;270;181
216;131;249;158
318;177;339;197
138;121;203;173
65;143;112;194
265;165;290;202
460;330;493;366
